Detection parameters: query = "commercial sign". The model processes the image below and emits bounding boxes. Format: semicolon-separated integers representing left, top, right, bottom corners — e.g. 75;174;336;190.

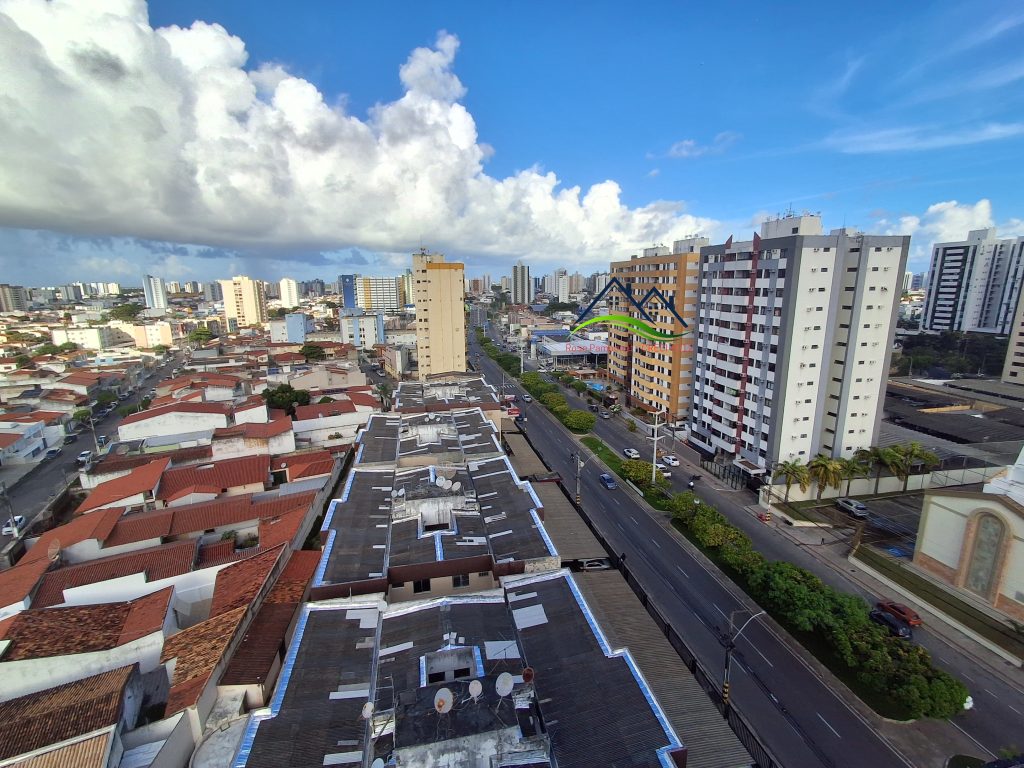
572;277;691;342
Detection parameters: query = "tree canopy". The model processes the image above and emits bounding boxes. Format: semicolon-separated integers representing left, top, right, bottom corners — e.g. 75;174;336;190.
261;383;310;414
188;327;214;344
299;343;327;361
109;303;143;321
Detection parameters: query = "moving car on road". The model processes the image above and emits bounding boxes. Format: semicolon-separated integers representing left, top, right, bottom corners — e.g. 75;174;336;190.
599;473;618;489
655;463;671;479
662;455;680;466
876;600;923;627
522;394;532;402
76;450;94;465
600;411;611;419
869;608;913;639
44;447;61;459
622;448;640;459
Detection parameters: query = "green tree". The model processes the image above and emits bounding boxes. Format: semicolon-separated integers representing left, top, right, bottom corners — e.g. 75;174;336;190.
95;390;117;406
561;410;596;433
35;343;60;356
72;408;92;423
667;491;701;523
571;379;588;393
188;327;214;345
774;459;809;504
539;392;568;411
807;454;844;500
116;404;139;418
749;561;832;632
299;343;327;361
109;303;143;321
318;396;334;404
619;459;668;490
895;442;941;491
855;446;901;494
261;384;311;415
837;456;870;497
153;344;170;355
688;506;739;548
14;354;31;368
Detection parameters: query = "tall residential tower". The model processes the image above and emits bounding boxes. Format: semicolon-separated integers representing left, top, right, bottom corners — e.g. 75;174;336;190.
142;275;168;311
219;275;268;330
413;250;466;379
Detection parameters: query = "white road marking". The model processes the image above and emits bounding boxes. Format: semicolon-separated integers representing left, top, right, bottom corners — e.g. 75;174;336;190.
962;673;975;682
675;565;689;577
630;515;638;525
950;721;997;759
984;689;995;697
817;713;841;738
651;538;661;548
713;603;729;620
737;637;776;668
1008;704;1021;715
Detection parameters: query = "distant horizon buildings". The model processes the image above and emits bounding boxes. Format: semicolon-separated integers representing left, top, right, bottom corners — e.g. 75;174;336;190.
279;277;300;308
512;261;533;305
922;228;1024;335
219;275;268;331
142;274;168;311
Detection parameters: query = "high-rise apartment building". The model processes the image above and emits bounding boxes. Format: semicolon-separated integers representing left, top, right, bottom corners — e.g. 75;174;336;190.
922;229;1024;334
219;275;268;329
556;274;569;303
355;276;404;311
279;277;300;308
413;251;466;379
142;275;168;311
0;284;28;312
607;239;704;420
911;272;926;291
512;261;533;305
339;274;357;308
1001;286;1024;384
689;214;909;475
166;281;182;294
203;281;223;303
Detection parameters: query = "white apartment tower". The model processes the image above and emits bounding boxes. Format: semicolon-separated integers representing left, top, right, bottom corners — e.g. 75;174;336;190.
689;214;910;476
219;275;268;329
512;261;533;305
279;277;300;308
413;251;466;379
922;229;1024;334
143;275;168;311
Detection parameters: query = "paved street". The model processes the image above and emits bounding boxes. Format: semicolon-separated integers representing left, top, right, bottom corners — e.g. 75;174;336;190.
469;313;1024;765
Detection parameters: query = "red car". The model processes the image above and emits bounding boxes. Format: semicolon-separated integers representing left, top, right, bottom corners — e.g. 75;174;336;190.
876;600;922;627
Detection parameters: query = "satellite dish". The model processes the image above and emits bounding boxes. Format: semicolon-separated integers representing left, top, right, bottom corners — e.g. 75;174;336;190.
435;477;445;488
372;760;385;768
397;487;405;496
361;701;374;719
390;490;398;498
434;687;454;714
468;679;482;701
47;539;61;561
522;666;535;684
452;481;461;492
443;478;452;490
495;673;514;697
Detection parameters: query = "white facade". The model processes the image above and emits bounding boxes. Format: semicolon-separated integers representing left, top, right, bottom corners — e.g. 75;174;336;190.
340;312;385;348
50;325;133;350
690;215;909;473
922;228;1024;334
117;410;229;443
556;275;569;303
279;278;300;308
357;276;403;311
0;421;45;464
143;275;168;311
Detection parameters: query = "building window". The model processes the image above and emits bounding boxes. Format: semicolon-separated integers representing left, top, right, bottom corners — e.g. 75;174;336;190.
413;579;431;594
964;513;1006;599
452;574;470;588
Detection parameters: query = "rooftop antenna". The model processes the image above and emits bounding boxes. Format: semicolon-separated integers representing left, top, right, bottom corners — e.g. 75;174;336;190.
434;687;454;715
442;478;453;490
468;679;483;702
397;487;406;497
371;760;385;768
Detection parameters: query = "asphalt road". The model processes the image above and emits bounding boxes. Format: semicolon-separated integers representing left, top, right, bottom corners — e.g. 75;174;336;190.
1;355;181;546
469;313;1024;765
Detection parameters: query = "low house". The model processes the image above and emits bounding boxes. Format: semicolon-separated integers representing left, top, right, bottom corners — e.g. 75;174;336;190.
291;393;379;447
0;420;45;465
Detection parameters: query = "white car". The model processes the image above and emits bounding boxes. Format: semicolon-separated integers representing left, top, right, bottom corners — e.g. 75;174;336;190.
662;455;680;467
837;498;869;519
77;450;94;465
2;516;26;536
655;463;672;478
622;448;641;460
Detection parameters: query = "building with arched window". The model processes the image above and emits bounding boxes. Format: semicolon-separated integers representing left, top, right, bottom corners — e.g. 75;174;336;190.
915;450;1024;622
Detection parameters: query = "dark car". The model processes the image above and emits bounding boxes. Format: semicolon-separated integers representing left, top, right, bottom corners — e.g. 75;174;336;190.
588;404;600;412
876;600;923;627
63;434;79;445
869;608;913;639
599;473;618;489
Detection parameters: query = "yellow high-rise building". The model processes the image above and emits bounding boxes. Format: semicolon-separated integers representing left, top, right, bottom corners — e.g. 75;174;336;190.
413;250;466;379
607;240;704;423
219;275;268;330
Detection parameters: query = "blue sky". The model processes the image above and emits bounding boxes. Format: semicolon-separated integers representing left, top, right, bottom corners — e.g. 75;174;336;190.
0;0;1022;285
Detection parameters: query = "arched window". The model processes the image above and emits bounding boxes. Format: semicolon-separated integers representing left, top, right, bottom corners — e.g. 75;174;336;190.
964;513;1006;599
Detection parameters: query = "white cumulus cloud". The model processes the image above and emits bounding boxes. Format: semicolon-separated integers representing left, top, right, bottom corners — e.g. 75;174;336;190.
0;0;718;279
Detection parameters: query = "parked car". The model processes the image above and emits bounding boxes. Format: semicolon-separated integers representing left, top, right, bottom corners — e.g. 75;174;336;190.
622;448;640;459
655;463;671;479
2;516;26;535
44;447;61;459
580;558;613;571
600;411;611;419
522;394;533;402
599;473;618;489
63;434;79;445
837;497;869;519
662;455;680;467
876;600;923;627
76;450;94;465
869;608;913;639
588;403;600;412
117;392;130;401
97;435;109;447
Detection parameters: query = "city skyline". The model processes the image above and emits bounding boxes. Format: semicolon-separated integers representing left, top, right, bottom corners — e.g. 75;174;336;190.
1;2;1023;284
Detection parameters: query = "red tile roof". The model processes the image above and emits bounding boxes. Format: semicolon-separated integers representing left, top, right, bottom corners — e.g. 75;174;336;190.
271;450;334;481
0;432;21;448
208;545;285;618
76;457;170;514
161;606;247;715
156;455;269;502
119;401;230;427
217;603;297;686
267;549;321;604
39;389;88;404
88;444;213;477
20;507;125;566
31;540;198;608
257;504;308;550
0;588;172;660
0;665;135;761
0;556;52;611
272;352;304;362
213;417;292;440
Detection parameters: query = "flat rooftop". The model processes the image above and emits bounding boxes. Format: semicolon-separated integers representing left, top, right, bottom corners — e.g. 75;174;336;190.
393;375;500;412
355;409;503;467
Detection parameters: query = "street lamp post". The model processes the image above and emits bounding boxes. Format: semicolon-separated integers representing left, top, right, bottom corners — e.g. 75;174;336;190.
568;451;585;506
722;610;766;715
650;410;665;486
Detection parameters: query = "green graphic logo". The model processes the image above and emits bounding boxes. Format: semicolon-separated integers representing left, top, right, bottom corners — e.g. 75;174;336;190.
572;277;691;342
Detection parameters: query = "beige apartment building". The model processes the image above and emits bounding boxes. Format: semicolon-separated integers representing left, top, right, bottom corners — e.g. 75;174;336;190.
219;275;268;331
413;251;466;379
607;240;704;422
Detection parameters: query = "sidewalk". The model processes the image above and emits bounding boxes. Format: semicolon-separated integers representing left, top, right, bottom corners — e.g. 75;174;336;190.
771;516;1024;688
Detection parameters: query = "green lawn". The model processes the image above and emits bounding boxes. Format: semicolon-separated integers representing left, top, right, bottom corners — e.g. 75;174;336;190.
854;547;1024;660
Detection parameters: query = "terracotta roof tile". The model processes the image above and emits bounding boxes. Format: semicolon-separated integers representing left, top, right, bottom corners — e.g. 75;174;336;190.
160;606;246;715
208;545;284;618
270;450;334;481
293;401;355;418
7;729;113;768
256;505;308;551
266;549;321;604
75;457;170;514
0;588;172;660
217;602;296;686
18;507;125;566
0;556;51;612
156;455;269;502
0;665;134;761
212;417;291;440
31;540;197;608
196;539;236;567
101;509;174;547
89;445;212;476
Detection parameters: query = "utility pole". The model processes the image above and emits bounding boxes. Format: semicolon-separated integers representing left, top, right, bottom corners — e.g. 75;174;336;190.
568;451;585;506
722;610;765;716
89;413;100;454
650;410;664;486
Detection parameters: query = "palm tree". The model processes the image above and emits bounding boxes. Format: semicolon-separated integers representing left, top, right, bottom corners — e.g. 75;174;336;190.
807;454;844;501
774;460;810;505
896;442;941;491
837;456;870;497
855;446;901;494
